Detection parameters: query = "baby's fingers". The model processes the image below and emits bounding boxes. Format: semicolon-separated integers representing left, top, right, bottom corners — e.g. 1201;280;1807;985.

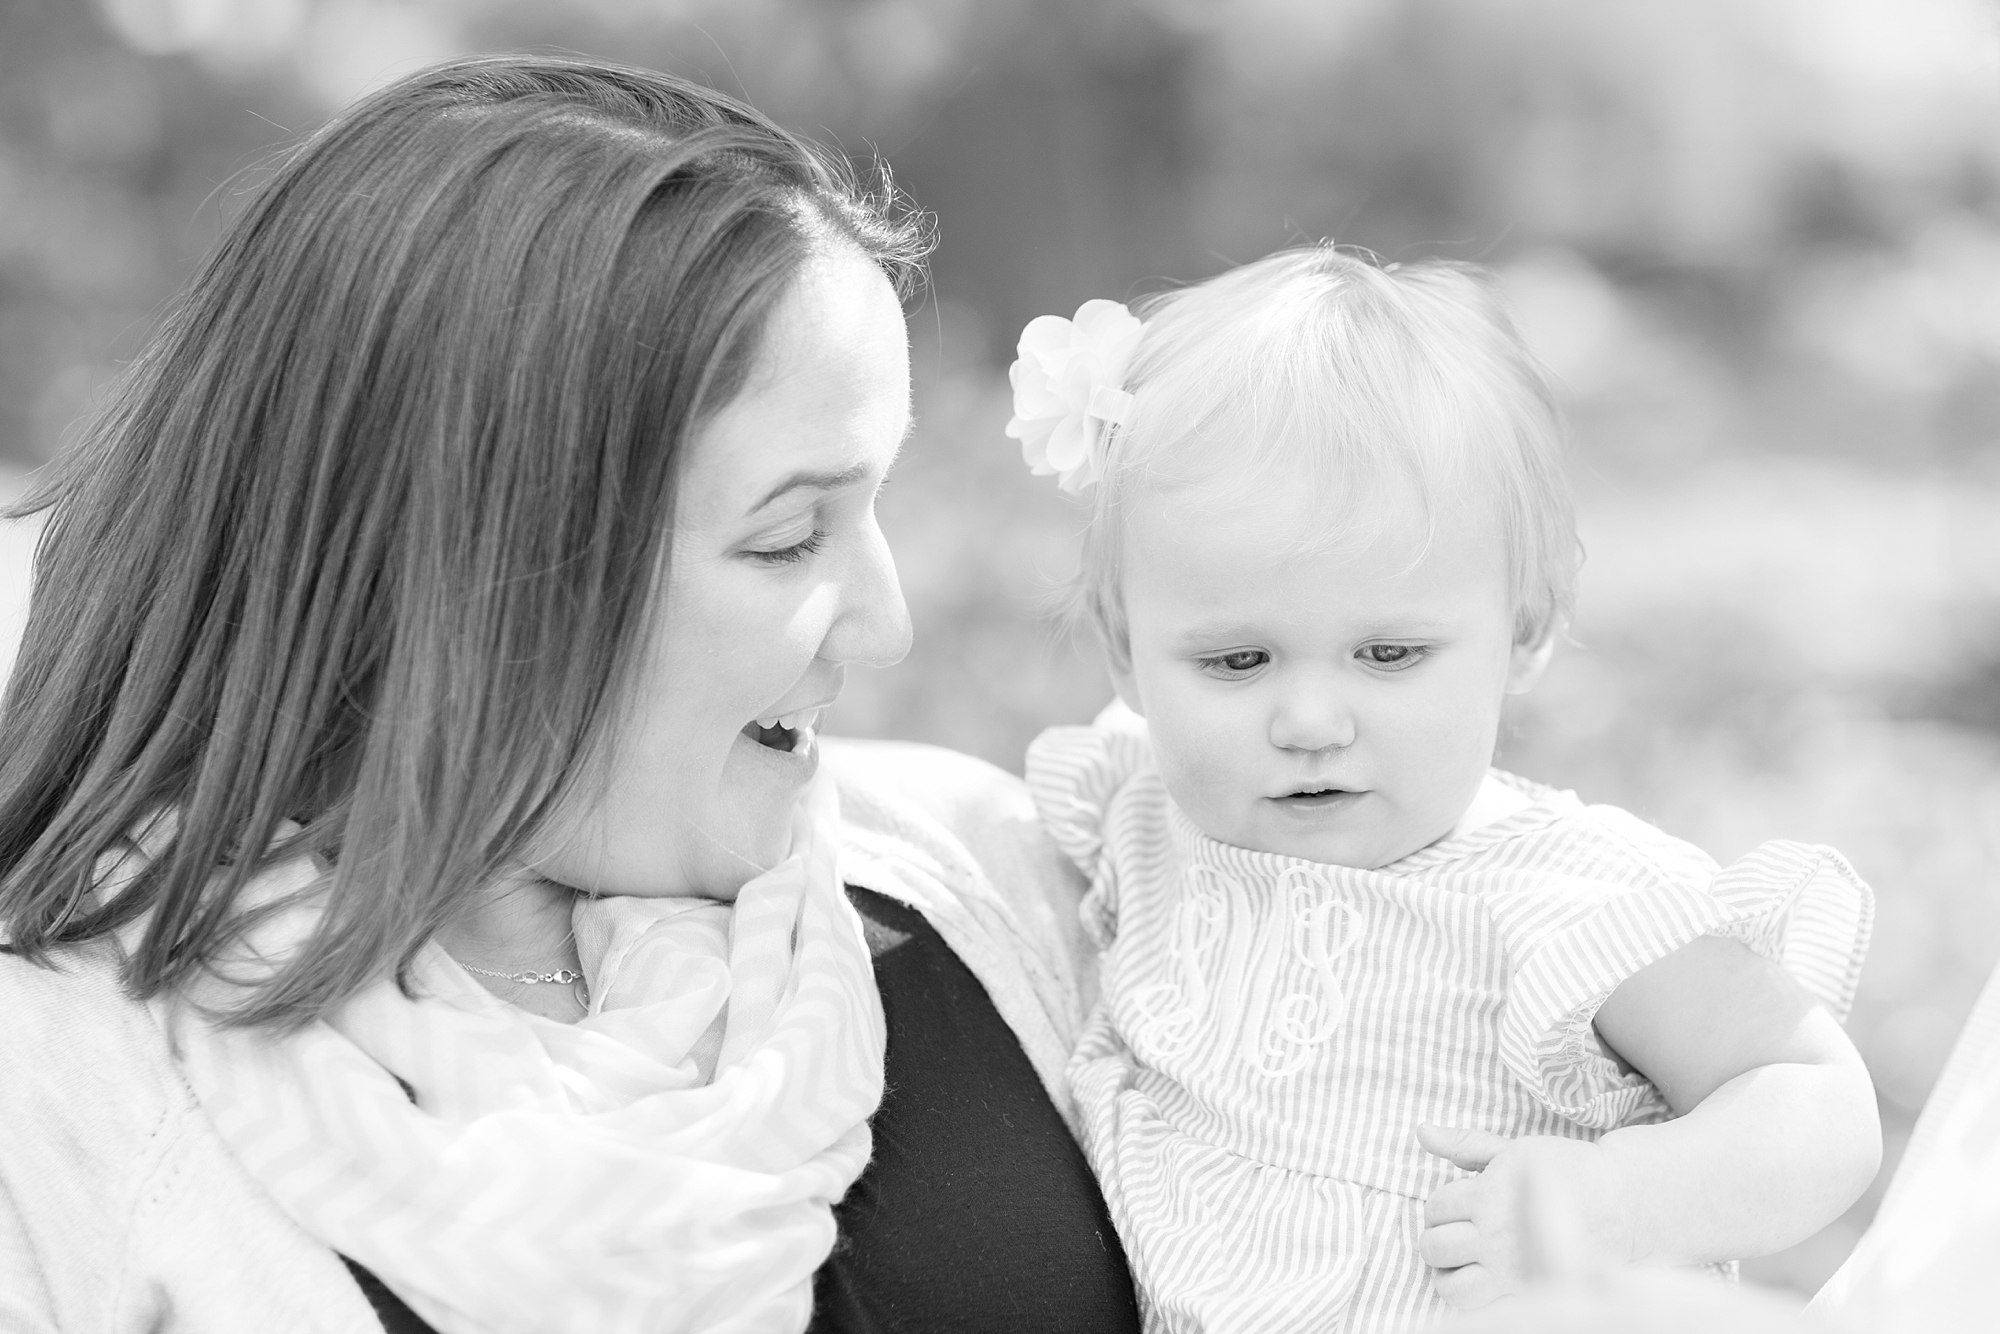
1416;1122;1510;1172
1416;1219;1483;1271
1422;1175;1482;1227
1429;1260;1507;1311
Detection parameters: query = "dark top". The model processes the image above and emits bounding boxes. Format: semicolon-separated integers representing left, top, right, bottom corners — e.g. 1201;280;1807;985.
808;887;1139;1334
342;1256;433;1334
343;886;1139;1334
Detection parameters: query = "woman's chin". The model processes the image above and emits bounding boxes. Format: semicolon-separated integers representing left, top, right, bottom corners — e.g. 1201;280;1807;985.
673;730;822;898
522;735;813;900
684;832;799;902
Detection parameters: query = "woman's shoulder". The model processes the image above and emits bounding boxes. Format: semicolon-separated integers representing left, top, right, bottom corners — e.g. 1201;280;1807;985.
822;736;1039;829
823;737;1102;1110
0;941;158;1085
823;736;1086;911
0;946;387;1332
0;943;203;1215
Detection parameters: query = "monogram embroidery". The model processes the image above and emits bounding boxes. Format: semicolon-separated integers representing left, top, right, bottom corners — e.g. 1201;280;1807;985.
1131;861;1367;1078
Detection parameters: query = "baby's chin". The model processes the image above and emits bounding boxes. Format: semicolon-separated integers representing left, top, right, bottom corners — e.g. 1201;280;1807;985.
1191;794;1460;870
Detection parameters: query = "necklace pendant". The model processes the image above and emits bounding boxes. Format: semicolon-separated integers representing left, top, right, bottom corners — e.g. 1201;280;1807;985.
453;955;589;1012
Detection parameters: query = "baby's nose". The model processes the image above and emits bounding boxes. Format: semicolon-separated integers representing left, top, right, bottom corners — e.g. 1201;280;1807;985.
1269;694;1358;752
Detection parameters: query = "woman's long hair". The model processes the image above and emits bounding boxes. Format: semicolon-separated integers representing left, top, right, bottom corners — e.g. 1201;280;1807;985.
0;55;927;1028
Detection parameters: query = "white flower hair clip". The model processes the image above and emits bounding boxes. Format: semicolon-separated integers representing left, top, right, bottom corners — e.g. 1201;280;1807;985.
1004;298;1143;494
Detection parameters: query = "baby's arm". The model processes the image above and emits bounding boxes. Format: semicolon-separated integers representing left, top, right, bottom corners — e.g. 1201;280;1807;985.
1417;934;1881;1308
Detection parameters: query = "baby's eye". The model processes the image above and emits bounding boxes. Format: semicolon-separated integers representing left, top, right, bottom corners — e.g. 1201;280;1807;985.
1198;649;1270;676
1357;643;1427;670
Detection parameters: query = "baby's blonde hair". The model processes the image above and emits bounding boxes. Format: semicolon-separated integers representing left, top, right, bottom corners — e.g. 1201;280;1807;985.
1076;245;1579;666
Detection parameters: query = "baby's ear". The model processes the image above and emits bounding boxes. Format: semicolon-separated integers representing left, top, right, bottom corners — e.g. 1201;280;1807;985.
1107;655;1146;719
1095;621;1146;717
1506;629;1557;695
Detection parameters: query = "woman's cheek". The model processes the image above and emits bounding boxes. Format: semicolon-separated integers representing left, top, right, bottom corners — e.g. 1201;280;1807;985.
692;566;793;674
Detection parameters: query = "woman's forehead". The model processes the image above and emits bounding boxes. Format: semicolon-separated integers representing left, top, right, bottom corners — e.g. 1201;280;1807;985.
678;251;910;519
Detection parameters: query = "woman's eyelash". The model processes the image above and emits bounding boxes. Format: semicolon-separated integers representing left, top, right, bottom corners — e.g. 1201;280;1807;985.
750;529;827;565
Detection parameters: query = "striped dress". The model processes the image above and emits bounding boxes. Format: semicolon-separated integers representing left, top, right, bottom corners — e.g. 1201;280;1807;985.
1026;711;1872;1333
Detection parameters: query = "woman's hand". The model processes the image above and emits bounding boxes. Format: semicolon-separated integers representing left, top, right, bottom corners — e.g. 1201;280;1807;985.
1416;1124;1635;1310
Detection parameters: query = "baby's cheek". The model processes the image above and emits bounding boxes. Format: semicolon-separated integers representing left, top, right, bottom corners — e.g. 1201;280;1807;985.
1147;704;1255;832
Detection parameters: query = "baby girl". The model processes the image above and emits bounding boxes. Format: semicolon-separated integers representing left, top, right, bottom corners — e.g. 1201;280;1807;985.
1007;249;1881;1331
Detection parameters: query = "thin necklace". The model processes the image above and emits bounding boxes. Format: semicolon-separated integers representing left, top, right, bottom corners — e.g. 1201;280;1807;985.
456;959;589;1010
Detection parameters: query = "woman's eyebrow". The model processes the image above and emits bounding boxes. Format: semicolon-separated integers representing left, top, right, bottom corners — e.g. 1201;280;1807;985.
747;423;914;513
749;462;871;512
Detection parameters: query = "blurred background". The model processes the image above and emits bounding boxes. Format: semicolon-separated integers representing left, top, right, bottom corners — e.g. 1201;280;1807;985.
3;0;1998;1299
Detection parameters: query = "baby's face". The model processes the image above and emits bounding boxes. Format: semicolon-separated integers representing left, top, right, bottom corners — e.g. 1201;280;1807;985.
1114;472;1548;869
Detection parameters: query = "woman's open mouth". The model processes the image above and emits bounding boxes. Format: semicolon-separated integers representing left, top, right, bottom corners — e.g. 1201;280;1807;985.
739;707;826;756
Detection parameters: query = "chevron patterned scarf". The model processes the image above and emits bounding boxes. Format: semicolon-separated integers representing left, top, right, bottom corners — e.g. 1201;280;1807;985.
149;780;885;1334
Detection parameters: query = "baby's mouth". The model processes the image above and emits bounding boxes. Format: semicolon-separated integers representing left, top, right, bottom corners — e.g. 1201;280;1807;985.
740;707;825;755
1276;786;1363;807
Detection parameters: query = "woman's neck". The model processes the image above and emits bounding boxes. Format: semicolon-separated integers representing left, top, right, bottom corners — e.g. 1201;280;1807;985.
434;868;588;1023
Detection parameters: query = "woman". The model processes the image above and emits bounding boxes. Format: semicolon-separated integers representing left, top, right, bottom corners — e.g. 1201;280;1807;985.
0;56;1139;1334
1806;963;2000;1331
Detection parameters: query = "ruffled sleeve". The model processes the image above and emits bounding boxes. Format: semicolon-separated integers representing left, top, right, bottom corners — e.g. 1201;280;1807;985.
1494;824;1873;1131
1024;701;1152;949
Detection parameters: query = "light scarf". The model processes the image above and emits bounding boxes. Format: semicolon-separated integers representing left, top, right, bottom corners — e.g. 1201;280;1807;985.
146;779;885;1334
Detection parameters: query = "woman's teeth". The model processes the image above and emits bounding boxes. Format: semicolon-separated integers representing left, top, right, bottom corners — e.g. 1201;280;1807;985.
746;708;823;753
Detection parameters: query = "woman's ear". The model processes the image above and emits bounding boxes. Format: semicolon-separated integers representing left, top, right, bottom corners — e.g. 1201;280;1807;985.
1505;630;1557;695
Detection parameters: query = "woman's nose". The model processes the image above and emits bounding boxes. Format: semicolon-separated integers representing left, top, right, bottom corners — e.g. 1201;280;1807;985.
1269;685;1358;753
823;519;912;669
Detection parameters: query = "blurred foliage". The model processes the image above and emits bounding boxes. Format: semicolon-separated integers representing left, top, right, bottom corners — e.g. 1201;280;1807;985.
4;0;2000;1298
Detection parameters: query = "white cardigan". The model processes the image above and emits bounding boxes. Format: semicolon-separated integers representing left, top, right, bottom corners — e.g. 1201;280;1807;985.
1809;959;2000;1332
0;740;1097;1334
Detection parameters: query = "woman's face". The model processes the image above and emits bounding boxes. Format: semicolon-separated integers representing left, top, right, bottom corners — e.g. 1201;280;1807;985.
532;245;912;900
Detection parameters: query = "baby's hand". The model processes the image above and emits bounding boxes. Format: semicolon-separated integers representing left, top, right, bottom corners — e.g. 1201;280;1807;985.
1415;1123;1633;1310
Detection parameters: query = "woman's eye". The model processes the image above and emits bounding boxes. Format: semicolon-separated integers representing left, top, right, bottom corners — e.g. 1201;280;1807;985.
1358;643;1426;669
748;528;827;566
1200;649;1270;675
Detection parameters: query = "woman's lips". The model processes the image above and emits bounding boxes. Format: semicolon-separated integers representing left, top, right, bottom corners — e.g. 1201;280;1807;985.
733;720;820;781
738;705;828;755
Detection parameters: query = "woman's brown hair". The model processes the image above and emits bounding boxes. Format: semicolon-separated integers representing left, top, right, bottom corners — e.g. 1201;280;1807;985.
0;55;927;1027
